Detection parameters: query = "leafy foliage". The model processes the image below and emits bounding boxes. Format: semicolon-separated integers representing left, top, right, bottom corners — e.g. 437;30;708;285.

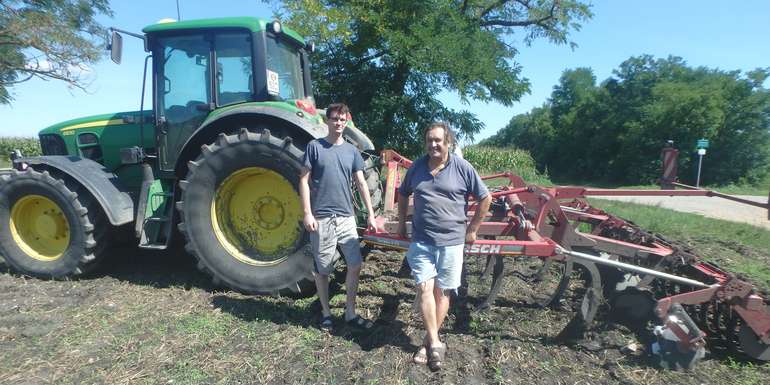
271;0;592;157
0;136;40;167
0;0;113;104
485;56;770;186
463;145;549;184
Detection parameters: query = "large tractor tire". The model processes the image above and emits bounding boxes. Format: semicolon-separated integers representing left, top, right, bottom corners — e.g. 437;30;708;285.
0;169;109;277
177;128;314;295
354;156;382;218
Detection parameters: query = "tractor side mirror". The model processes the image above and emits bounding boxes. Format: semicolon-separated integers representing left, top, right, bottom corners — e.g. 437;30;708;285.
109;31;123;64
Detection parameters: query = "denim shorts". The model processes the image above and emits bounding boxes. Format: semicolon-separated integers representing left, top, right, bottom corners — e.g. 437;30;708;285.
405;241;464;291
309;216;362;275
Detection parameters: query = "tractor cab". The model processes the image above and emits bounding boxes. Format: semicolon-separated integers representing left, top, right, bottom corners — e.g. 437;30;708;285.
111;17;316;171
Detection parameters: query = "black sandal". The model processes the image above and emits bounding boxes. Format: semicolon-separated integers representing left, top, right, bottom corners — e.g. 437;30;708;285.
428;344;446;371
346;315;375;330
319;315;334;332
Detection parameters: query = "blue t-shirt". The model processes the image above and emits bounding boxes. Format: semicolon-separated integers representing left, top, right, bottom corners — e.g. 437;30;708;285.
398;154;489;246
302;138;364;218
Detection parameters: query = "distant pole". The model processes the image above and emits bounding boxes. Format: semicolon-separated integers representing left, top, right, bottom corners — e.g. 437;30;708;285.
695;148;706;188
176;0;181;20
694;139;708;188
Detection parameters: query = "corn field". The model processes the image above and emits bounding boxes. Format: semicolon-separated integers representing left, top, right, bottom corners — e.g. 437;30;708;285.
463;145;550;185
0;137;40;167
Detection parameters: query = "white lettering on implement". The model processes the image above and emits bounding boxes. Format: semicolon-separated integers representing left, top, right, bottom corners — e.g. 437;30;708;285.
463;244;502;254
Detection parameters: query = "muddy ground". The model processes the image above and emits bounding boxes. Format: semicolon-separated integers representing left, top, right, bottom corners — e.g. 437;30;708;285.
1;239;769;385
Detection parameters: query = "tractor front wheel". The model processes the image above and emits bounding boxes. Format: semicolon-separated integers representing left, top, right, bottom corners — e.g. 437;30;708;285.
0;169;107;277
177;129;314;295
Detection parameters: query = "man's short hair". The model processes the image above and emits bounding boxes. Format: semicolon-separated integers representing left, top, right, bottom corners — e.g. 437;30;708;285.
423;122;456;148
326;103;350;119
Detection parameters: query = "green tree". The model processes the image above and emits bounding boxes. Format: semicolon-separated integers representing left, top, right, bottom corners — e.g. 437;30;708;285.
0;0;113;104
271;0;592;156
488;55;770;186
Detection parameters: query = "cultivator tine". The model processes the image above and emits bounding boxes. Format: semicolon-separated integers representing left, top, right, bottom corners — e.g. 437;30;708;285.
481;254;496;279
477;255;506;311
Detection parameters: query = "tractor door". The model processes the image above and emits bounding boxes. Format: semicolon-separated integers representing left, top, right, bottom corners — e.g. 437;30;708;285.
154;34;213;171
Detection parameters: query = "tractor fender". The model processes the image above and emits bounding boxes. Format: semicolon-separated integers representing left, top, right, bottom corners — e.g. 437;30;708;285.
175;105;326;174
14;156;134;226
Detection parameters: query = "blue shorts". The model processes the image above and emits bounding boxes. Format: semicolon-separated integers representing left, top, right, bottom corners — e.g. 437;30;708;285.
405;241;464;291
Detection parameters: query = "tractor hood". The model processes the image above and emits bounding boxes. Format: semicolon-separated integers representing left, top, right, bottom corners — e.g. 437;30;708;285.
38;111;151;136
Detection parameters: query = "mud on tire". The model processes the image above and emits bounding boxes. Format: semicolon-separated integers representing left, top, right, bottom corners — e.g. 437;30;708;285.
177;128;314;295
0;169;108;277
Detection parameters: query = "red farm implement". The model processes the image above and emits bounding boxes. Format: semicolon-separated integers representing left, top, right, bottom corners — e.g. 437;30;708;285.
362;149;770;370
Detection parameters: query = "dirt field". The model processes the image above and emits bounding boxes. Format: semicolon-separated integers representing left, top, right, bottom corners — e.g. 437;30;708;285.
1;237;769;385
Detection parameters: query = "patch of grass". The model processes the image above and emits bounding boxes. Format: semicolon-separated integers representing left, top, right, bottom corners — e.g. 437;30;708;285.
176;312;232;340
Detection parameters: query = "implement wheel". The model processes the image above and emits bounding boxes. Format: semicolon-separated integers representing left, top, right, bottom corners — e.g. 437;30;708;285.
0;169;107;277
178;129;313;295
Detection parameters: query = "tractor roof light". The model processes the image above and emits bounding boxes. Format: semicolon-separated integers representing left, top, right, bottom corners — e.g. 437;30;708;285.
270;21;282;34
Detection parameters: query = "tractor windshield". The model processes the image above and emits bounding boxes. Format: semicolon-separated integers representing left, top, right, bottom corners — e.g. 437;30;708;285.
265;36;304;100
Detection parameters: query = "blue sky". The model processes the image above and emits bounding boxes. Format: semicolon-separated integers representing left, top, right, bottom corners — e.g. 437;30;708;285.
2;0;769;142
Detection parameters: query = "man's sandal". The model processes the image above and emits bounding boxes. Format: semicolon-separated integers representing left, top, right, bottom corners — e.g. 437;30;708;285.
428;344;446;371
319;315;334;333
346;315;375;330
413;345;428;365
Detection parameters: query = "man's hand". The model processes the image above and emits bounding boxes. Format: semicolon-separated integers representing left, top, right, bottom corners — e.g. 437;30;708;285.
303;213;317;232
465;229;477;244
367;216;379;232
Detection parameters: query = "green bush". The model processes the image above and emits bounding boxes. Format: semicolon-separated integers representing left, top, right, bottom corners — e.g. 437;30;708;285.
0;136;41;159
463;145;551;185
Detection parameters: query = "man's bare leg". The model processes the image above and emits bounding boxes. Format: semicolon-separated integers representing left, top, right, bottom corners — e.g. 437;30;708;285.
345;264;362;320
314;273;332;317
419;279;440;346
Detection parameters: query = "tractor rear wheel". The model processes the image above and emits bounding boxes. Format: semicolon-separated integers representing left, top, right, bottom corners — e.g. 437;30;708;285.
177;129;314;295
0;169;108;277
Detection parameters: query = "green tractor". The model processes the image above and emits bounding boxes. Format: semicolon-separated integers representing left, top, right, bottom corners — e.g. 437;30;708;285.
0;17;381;295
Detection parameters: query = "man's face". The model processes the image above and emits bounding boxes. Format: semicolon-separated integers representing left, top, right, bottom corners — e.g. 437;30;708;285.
425;126;449;161
326;111;347;135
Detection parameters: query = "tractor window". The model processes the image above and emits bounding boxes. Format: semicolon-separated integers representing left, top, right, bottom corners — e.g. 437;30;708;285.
156;34;211;171
215;33;253;106
265;37;304;100
158;34;211;121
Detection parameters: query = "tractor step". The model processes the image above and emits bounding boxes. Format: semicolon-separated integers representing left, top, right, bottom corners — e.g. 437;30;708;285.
138;180;175;250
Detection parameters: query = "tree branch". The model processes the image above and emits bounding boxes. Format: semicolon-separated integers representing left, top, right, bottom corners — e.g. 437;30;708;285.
479;0;511;18
480;3;556;27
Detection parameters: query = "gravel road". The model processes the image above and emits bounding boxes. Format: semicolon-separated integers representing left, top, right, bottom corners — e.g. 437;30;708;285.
595;194;770;230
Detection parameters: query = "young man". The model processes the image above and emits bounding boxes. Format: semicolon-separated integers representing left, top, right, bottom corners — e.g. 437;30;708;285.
396;122;492;371
299;103;378;333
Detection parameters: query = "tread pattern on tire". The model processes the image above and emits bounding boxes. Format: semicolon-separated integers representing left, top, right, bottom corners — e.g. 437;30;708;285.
177;128;313;295
0;168;109;277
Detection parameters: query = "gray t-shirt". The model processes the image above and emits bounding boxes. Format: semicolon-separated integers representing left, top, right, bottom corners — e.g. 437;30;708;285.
302;138;364;218
398;154;489;246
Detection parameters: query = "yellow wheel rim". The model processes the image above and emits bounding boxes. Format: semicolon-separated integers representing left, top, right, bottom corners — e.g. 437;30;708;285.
9;195;70;261
211;167;302;266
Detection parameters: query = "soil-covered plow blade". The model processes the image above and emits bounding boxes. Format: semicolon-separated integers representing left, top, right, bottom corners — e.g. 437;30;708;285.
363;150;770;369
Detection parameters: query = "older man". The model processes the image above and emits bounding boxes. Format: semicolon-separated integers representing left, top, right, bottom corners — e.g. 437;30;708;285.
397;122;492;371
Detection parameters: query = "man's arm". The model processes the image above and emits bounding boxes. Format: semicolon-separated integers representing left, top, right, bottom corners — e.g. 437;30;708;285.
299;167;317;232
353;170;378;231
465;194;492;244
